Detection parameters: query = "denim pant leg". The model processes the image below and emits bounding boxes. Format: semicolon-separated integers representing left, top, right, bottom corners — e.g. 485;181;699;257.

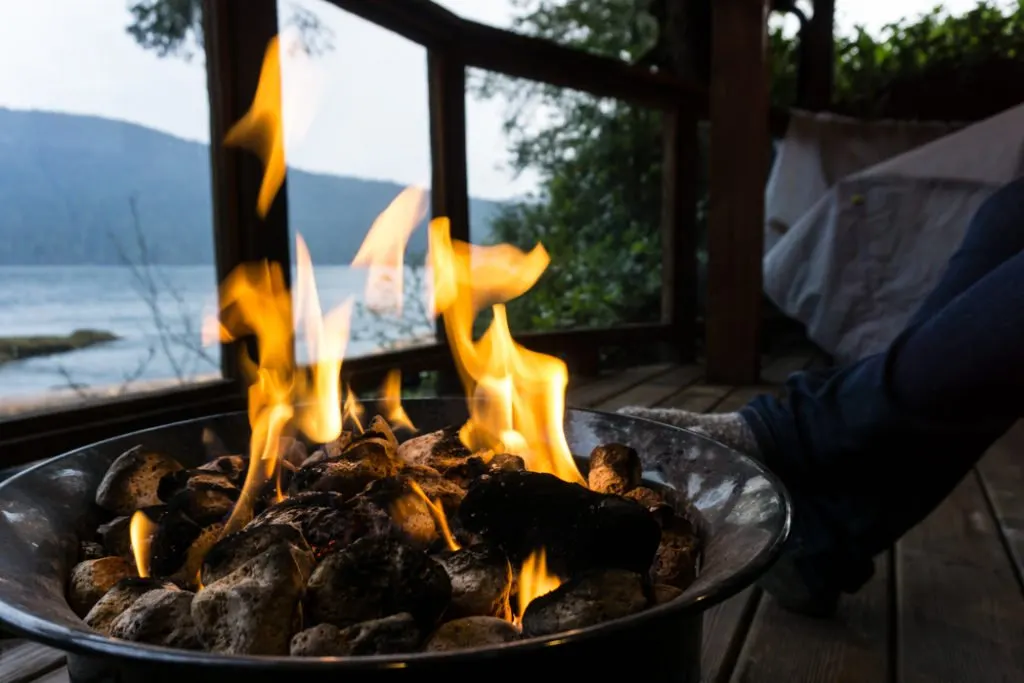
741;177;1024;594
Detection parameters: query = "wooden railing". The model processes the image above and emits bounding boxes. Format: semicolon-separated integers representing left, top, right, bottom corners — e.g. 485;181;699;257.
0;0;737;466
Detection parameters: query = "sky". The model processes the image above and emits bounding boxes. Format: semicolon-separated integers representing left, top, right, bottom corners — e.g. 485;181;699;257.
0;0;1002;200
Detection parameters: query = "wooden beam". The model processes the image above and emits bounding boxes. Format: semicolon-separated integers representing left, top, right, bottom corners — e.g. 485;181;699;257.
660;106;699;362
426;49;470;395
202;0;291;379
706;0;770;384
799;0;835;110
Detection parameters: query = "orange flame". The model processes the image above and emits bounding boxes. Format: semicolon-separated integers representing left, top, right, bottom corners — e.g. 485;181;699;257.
223;36;285;218
129;510;156;578
427;219;585;485
352;186;428;315
382;369;416;432
516;548;562;624
407;481;460;552
343;387;365;433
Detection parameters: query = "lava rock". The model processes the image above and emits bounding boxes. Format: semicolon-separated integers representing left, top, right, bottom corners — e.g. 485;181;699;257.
109;588;199;649
394;467;465;516
290;614;420;657
304;432;353;467
97;516;132;558
623;486;675;526
653;583;683;605
80;541;106;562
305;535;451;632
365;415;399;453
435;545;512;618
278;436;309;468
158;470;239;526
67;556;137;617
520;570;650;637
145;505;204;578
653;516;699;589
197;455;247;486
201;523;314;587
361;474;465;549
83;577;178;635
288;458;394;499
191;542;311;655
587;444;643;495
172;523;223;588
458;470;661;576
488;453;526;473
95;446;184;515
246;491;395;558
397;426;473;473
424;616;519;651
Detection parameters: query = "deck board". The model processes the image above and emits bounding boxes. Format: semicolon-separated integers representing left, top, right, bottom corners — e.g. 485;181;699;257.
0;640;66;683
976;422;1024;586
897;471;1024;682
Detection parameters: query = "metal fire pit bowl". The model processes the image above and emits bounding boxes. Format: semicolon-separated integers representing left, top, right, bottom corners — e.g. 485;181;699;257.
0;398;790;683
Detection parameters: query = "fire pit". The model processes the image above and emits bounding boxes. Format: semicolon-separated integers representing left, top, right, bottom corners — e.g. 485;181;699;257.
0;398;787;683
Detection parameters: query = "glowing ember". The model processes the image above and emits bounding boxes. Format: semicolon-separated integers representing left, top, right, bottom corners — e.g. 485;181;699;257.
129;510;156;578
382;369;416;433
428;219;585;485
516;548;562;624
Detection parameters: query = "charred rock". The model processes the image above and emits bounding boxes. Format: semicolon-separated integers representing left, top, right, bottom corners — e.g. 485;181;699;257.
458;470;661;576
305;535;451;632
68;556;137;617
95;446;184;515
587;443;642;495
83;577;177;635
520;569;650;637
109;588;199;649
201;523;314;587
435;544;512;619
290;614;420;657
424;616;519;651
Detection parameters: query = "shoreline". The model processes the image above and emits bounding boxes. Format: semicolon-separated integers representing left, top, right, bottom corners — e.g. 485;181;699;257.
0;329;120;366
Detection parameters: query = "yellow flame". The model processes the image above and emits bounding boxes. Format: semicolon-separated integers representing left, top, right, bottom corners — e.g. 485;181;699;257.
427;219;585;485
129;510;157;578
407;481;460;552
343;387;365;433
223;36;285;218
352;186;428;315
516;548;562;624
382;369;416;432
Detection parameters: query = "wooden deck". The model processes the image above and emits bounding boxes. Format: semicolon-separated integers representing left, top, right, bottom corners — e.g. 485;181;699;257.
3;352;1023;682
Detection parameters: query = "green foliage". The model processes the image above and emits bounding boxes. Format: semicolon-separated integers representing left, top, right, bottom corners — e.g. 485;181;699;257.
125;0;335;60
485;0;1024;333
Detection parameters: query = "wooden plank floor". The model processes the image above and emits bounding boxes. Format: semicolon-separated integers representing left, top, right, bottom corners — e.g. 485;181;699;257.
4;352;1024;682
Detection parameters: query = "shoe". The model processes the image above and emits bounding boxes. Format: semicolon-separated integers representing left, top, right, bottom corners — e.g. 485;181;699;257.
755;552;840;618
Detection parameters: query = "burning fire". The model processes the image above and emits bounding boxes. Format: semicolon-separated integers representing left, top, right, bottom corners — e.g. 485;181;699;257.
407;481;460;552
129;510;156;578
382;369;416;433
516;548;562;624
427;219;585;485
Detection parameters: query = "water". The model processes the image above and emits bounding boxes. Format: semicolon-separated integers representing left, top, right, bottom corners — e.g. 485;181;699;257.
0;265;434;402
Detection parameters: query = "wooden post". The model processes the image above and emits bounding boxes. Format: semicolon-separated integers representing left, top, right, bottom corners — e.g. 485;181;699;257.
706;0;770;384
800;0;835;110
660;106;699;363
427;49;470;395
202;0;291;379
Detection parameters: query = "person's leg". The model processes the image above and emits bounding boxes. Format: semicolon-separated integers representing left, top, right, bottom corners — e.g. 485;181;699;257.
621;177;1024;615
741;179;1024;614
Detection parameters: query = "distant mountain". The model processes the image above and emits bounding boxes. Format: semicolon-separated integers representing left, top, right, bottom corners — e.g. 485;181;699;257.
0;108;502;265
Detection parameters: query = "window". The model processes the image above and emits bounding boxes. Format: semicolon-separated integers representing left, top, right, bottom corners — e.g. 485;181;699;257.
0;0;221;419
466;69;664;334
279;0;435;362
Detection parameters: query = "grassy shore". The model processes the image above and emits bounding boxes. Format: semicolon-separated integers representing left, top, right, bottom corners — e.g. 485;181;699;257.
0;329;119;365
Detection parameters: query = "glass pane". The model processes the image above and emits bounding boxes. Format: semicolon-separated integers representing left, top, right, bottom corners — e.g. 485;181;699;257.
279;1;435;362
0;0;220;419
466;68;664;334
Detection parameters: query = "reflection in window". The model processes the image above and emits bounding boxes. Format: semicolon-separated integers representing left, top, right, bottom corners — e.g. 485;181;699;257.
280;1;438;363
0;0;220;418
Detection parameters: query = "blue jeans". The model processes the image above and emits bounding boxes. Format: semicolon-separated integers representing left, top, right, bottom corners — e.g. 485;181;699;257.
742;177;1024;595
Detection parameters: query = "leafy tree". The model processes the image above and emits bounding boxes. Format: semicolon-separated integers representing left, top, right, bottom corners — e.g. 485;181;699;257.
125;0;335;60
480;0;1024;334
